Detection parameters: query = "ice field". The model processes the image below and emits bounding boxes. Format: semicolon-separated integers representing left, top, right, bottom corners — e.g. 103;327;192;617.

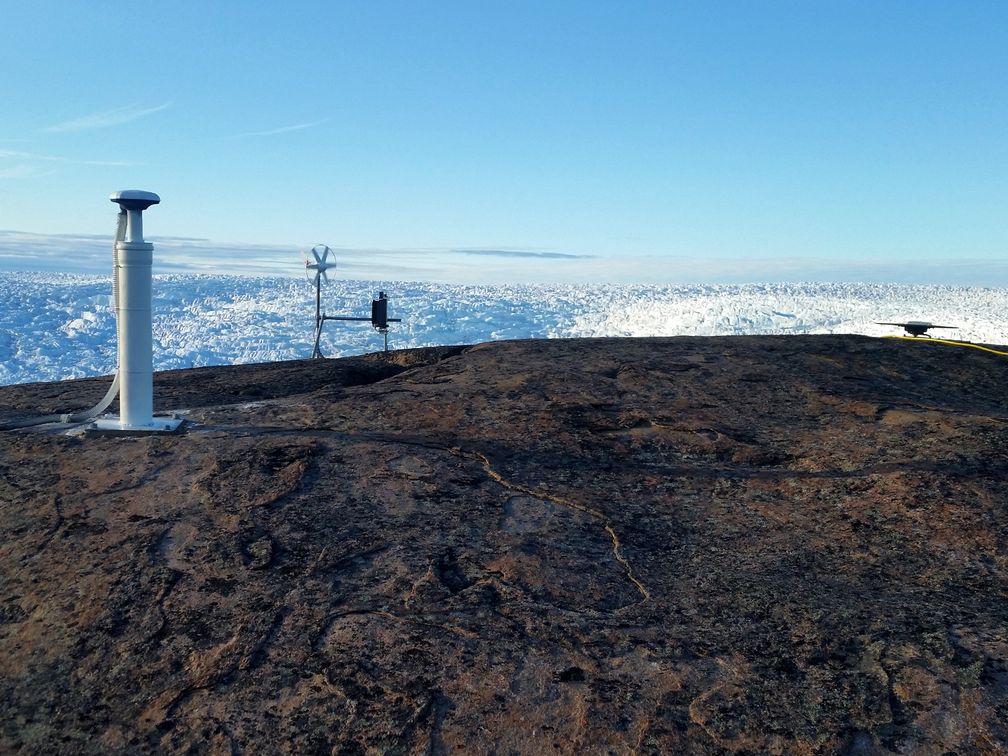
2;271;1007;386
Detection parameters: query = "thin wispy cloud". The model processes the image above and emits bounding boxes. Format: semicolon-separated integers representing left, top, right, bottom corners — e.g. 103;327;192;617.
233;119;328;138
0;164;55;179
42;102;172;133
0;149;134;168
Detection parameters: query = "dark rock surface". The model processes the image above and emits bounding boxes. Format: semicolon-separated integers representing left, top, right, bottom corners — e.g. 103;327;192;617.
1;335;1006;754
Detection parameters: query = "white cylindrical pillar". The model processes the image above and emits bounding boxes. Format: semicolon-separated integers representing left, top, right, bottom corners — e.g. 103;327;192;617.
124;208;144;243
115;239;154;427
88;190;180;435
109;190;161;430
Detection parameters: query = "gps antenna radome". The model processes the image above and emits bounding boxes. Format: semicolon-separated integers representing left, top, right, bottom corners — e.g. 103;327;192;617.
876;321;958;338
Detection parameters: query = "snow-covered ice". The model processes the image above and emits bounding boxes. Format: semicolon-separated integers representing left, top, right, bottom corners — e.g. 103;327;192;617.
1;272;1006;386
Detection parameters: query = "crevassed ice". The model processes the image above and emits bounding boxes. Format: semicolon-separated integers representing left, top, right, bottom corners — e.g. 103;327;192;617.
0;272;1006;386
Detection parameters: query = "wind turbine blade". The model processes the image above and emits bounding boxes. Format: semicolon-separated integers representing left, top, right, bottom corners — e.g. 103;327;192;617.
313;249;323;265
321;268;329;283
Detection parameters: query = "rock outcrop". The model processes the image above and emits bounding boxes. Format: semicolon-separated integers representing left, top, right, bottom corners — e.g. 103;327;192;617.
1;336;1006;753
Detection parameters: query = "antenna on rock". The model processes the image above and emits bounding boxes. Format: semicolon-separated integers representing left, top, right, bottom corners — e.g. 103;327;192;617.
877;321;957;338
1;190;183;433
89;190;183;434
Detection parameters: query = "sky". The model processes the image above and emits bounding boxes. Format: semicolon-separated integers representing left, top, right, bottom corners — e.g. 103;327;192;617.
1;1;1006;284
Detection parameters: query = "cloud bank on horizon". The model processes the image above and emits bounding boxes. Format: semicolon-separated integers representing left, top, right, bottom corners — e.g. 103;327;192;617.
0;229;1005;288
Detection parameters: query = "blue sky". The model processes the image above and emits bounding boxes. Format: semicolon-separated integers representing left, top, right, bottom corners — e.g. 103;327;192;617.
1;1;1006;283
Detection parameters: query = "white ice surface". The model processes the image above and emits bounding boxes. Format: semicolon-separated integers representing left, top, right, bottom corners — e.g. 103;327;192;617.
1;272;1006;386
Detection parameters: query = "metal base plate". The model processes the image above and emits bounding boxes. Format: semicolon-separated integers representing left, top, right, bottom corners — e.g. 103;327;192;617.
84;416;185;437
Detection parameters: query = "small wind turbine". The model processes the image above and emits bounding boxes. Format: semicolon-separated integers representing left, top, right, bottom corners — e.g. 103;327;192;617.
305;245;334;358
306;244;333;286
301;244;402;358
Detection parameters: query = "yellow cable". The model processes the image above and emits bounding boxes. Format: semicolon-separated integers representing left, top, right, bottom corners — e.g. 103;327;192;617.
882;335;1008;357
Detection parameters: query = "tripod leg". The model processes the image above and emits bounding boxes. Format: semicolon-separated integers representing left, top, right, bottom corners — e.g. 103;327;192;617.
312;279;324;358
312;319;324;358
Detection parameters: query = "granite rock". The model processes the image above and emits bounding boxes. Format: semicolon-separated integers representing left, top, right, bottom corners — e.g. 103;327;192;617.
1;336;1006;753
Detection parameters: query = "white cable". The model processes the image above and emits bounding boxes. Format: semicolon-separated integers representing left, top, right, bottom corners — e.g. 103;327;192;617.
3;212;125;430
61;211;126;421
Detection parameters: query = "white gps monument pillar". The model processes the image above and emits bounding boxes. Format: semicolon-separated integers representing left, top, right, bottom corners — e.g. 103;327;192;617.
91;190;182;434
